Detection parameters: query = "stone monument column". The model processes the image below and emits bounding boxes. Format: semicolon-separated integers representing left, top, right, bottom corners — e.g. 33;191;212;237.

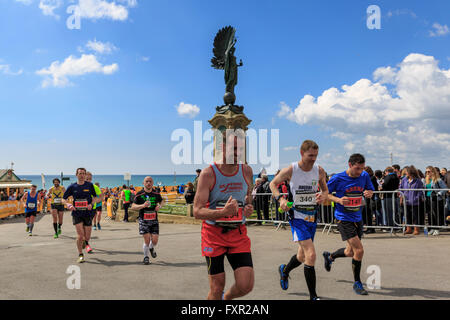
208;93;251;164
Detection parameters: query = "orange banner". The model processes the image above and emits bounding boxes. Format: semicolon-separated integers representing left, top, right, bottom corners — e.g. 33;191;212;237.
0;201;25;219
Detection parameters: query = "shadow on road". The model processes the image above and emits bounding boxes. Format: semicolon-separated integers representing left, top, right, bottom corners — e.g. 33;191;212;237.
152;260;205;268
337;280;450;299
85;258;204;268
287;292;338;300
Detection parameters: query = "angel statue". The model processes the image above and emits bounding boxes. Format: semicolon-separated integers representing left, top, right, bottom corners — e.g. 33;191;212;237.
211;26;243;99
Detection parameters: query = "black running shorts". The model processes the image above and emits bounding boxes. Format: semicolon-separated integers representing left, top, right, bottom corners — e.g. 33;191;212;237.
205;252;253;275
72;215;93;226
337;219;363;241
51;204;65;211
25;211;37;218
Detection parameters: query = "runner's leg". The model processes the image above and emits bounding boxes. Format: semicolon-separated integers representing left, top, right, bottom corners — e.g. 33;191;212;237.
224;266;254;300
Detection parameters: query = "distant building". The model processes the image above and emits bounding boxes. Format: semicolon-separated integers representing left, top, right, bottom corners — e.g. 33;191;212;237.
0;170;32;196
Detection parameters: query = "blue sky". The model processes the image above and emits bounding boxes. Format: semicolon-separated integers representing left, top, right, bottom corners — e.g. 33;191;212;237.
1;0;449;175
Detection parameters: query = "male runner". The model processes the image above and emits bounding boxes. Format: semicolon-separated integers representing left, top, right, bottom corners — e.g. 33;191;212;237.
63;168;99;263
121;185;131;222
131;176;164;265
47;178;65;238
93;183;103;229
270;140;328;301
85;172;104;230
21;185;42;236
193;132;254;300
322;153;374;295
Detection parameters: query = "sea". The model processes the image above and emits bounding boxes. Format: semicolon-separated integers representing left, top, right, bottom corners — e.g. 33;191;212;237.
19;174;275;190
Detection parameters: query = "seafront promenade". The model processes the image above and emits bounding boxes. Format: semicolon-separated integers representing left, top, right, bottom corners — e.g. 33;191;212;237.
1;212;450;300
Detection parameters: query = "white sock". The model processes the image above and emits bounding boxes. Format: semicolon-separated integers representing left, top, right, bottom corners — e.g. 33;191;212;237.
143;243;150;257
149;241;154;249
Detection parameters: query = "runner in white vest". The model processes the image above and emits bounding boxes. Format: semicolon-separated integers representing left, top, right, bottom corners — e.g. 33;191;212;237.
269;140;328;300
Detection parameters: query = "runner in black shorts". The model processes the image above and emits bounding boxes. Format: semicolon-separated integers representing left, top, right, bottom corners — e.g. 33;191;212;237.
63;168;100;263
322;154;374;295
47;179;65;239
21;185;42;236
131;176;164;265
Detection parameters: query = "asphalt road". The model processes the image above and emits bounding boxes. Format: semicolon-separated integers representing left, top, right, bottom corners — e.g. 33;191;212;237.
1;212;449;300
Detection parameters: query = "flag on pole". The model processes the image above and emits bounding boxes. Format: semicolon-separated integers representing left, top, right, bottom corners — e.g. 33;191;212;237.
41;173;46;190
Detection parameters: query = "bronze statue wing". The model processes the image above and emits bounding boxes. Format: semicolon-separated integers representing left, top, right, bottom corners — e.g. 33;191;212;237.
211;26;235;70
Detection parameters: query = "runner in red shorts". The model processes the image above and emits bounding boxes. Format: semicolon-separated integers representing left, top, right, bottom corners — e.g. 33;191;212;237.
194;132;254;300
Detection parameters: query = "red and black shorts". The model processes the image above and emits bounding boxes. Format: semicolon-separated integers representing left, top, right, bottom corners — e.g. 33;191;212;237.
201;222;252;275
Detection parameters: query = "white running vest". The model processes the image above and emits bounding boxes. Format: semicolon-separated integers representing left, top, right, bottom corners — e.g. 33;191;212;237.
289;162;320;221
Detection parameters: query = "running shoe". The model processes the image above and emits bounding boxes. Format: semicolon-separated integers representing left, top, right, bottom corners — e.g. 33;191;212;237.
54;233;58;239
353;281;368;295
93;225;97;230
150;248;157;258
311;296;321;301
78;254;85;263
143;256;150;265
28;232;32;237
97;223;101;230
278;264;289;290
58;228;61;235
323;251;333;272
86;244;93;254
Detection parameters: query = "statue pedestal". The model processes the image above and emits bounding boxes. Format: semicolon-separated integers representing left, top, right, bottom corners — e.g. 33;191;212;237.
208;107;251;163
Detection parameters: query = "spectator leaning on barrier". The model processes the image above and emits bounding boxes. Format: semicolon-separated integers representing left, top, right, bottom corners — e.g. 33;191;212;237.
424;166;447;235
444;171;450;224
400;165;424;235
252;178;262;223
373;170;384;227
380;167;400;229
184;182;195;204
257;174;271;223
362;166;376;233
440;168;447;179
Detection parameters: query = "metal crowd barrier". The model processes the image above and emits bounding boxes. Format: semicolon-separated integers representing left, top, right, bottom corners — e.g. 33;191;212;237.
395;188;450;234
247;190;450;236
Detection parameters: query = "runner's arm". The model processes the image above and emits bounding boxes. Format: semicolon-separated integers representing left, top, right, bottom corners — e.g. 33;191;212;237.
269;166;292;209
317;166;329;204
243;165;254;217
20;192;27;203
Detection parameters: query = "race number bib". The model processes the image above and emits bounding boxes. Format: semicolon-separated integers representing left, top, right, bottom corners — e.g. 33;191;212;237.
74;199;89;210
54;198;62;204
27;203;36;209
293;190;317;212
343;193;363;212
143;212;157;221
215;200;244;224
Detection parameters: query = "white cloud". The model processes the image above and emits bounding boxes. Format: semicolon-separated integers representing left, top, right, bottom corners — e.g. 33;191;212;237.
39;0;62;19
0;64;23;76
429;23;449;37
176;102;200;118
283;146;298;151
75;0;136;21
278;53;450;170
36;54;118;88
85;39;118;54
